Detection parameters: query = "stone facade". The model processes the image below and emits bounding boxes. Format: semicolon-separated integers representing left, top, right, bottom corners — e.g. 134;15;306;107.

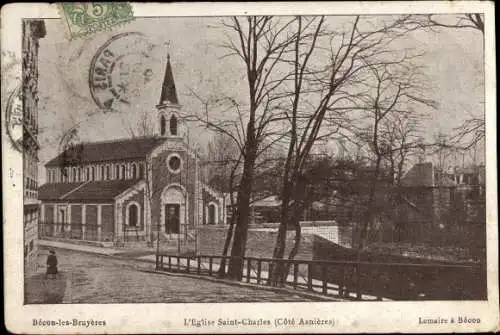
38;52;226;247
150;145;198;236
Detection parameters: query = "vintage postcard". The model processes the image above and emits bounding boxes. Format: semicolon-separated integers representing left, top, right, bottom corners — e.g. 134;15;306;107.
2;2;498;333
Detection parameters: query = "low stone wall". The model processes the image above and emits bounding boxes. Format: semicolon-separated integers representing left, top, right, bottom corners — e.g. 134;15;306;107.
249;220;341;228
196;226;314;260
302;225;353;248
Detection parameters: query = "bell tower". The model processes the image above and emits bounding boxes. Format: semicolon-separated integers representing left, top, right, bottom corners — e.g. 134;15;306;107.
156;54;183;138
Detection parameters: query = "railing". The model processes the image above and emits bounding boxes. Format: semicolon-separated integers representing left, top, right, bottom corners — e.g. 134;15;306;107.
124;227;141;242
38;221;100;241
155;254;486;301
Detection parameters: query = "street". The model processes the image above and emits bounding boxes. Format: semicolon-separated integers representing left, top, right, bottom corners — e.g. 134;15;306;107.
25;248;321;303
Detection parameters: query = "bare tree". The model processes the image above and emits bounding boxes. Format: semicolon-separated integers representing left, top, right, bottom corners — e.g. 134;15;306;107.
200;132;242;275
425;14;484;33
203;132;241;192
416;13;485;152
350;57;436;251
185;16;302;280
266;15;435;284
186;90;288;277
215;150;242;277
383;111;424;185
450;116;485;152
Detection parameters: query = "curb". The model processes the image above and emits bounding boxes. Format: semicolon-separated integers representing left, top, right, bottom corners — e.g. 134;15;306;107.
39;244;156;262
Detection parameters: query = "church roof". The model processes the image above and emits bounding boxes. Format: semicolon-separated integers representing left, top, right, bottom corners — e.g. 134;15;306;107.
45;137;168;167
39;180;140;201
38;182;83;200
158;54;179;105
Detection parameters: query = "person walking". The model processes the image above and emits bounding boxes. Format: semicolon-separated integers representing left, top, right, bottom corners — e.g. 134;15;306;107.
46;250;58;279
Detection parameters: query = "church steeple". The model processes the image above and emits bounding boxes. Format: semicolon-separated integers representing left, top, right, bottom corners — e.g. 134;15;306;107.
156;53;183;138
158;54;179;105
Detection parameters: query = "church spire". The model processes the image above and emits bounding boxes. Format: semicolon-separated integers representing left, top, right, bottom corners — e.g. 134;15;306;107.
158;53;179;105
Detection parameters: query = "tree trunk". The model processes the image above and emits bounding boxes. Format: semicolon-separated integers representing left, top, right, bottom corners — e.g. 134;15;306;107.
280;181;305;285
268;181;292;285
218;156;241;277
357;155;382;255
227;146;256;280
283;216;302;285
218;208;236;277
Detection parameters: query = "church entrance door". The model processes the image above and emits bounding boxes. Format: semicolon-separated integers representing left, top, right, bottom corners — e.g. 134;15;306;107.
208;204;216;225
165;204;180;234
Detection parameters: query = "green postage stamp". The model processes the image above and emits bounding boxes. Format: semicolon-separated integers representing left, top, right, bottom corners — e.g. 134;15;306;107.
59;3;134;39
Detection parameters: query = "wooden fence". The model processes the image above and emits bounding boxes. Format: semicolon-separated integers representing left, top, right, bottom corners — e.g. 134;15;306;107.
155;254;485;300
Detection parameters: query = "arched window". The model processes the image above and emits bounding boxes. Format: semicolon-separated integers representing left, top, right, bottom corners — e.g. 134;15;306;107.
115;165;120;180
127;203;139;227
121;164;126;180
100;166;105;181
131;164;137;179
206;202;218;225
72;167;76;182
170;115;178;136
86;167;90;181
91;166;95;181
160;115;166;136
105;165;110;180
139;163;144;178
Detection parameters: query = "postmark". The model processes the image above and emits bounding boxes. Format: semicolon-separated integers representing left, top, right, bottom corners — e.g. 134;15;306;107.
5;84;23;152
88;32;156;111
59;3;134;40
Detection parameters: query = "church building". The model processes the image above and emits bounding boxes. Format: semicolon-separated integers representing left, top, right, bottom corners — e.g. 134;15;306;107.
38;55;225;246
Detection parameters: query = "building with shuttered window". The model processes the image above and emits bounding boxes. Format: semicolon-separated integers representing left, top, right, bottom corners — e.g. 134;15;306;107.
23;19;46;273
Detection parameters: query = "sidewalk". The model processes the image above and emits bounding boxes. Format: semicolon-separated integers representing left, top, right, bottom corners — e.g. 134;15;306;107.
38;239;176;263
39;239;123;256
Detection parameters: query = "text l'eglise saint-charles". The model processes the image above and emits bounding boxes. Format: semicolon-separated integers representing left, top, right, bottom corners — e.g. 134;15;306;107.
185;318;271;327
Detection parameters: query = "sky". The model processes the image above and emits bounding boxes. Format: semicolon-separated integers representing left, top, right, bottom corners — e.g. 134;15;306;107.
36;15;484;183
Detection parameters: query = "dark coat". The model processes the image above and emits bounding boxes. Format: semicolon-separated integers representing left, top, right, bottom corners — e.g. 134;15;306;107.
46;254;58;274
